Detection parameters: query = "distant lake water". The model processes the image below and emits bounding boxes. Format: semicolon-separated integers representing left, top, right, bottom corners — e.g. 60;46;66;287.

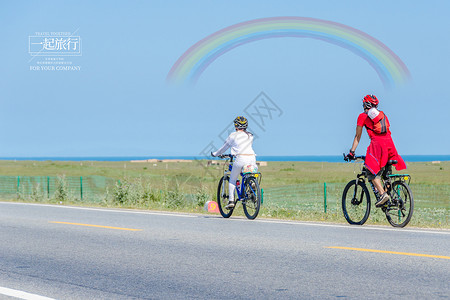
1;155;449;162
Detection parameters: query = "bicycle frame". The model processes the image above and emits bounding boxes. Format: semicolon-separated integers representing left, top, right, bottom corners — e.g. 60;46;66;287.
350;156;411;199
381;164;412;197
342;154;414;227
220;155;261;203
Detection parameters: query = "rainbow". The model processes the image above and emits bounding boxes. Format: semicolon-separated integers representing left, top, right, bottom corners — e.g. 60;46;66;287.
167;16;410;88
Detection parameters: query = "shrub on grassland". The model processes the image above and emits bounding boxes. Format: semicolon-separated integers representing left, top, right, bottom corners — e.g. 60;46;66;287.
53;175;74;203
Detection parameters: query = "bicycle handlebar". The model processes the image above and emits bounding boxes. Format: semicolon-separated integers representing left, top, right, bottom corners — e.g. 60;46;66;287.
218;154;234;159
343;153;365;162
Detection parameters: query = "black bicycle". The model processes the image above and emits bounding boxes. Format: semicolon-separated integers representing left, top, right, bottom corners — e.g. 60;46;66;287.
216;154;262;219
342;155;414;227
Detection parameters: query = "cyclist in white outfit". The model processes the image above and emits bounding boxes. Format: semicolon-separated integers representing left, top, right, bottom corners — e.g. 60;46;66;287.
212;116;257;209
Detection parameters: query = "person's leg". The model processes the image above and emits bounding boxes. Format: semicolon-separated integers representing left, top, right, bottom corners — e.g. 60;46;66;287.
370;168;390;207
372;177;384;195
227;160;243;208
226;156;256;208
367;168;390;207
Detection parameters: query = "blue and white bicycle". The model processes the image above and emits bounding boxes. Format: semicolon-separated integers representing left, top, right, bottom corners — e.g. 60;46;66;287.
216;154;262;220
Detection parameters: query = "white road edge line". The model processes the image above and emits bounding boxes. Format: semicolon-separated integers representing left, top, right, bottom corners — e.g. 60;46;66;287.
0;286;55;300
1;202;448;235
0;202;196;218
252;219;450;235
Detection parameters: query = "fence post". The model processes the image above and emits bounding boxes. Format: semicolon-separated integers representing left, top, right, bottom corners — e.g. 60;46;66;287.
17;176;20;194
47;176;50;198
324;182;327;213
80;176;83;200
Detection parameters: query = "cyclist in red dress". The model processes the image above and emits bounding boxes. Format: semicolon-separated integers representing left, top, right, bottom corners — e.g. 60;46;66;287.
345;95;406;207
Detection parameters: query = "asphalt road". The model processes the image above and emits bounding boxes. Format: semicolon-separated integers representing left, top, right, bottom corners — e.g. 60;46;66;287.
0;202;449;299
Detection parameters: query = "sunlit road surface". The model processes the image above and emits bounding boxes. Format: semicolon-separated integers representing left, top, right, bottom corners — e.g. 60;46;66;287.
1;202;449;299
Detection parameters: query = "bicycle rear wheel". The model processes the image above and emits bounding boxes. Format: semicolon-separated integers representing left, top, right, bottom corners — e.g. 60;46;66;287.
217;176;234;218
242;176;261;220
385;181;414;227
342;180;371;225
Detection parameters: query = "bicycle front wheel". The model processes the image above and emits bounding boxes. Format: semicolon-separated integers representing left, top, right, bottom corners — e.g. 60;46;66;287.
217;176;234;218
242;176;261;220
342;180;371;225
385;181;414;227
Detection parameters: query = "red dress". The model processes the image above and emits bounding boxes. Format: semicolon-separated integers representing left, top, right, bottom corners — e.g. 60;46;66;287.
357;112;406;175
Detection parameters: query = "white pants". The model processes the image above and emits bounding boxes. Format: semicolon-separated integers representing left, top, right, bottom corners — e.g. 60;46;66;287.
229;155;256;202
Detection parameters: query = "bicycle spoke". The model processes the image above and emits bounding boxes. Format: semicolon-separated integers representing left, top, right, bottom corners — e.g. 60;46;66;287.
217;176;234;218
385;181;413;227
342;180;370;225
242;177;261;220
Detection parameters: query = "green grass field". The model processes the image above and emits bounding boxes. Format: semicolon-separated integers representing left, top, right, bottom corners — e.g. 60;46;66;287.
0;159;448;228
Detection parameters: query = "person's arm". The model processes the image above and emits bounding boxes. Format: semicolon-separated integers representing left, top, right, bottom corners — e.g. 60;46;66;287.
345;125;363;161
212;137;232;156
350;125;363;152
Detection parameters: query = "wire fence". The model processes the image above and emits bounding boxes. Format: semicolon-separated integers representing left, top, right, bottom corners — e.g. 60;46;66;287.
263;183;341;211
0;175;448;225
263;183;449;208
1;176;449;208
0;175;116;201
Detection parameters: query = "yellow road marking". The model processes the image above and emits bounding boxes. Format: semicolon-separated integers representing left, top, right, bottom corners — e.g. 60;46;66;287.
50;221;142;231
326;246;450;260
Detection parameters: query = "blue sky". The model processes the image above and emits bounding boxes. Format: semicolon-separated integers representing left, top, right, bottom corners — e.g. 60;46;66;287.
1;0;449;157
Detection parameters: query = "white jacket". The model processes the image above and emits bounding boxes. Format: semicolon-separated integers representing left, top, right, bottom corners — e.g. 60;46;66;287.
213;131;255;156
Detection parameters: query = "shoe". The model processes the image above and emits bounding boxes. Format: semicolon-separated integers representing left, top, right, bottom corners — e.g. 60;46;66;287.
225;201;235;209
375;193;390;207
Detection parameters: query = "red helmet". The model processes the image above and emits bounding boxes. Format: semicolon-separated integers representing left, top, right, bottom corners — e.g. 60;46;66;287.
363;94;379;109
